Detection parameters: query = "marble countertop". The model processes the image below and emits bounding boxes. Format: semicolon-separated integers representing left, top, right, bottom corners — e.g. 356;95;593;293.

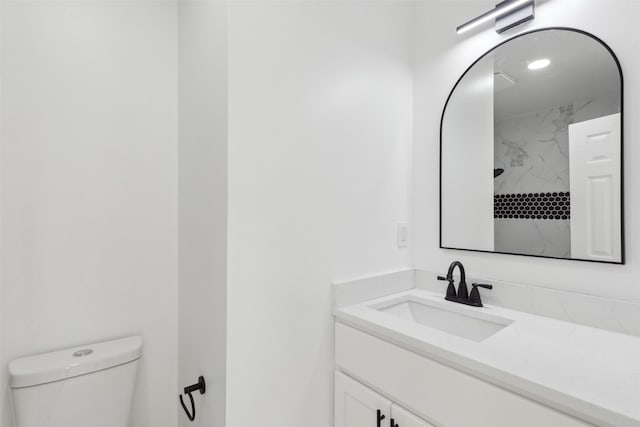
334;288;640;427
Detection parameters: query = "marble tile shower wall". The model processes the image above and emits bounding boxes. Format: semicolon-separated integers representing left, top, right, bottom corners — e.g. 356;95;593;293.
493;96;619;257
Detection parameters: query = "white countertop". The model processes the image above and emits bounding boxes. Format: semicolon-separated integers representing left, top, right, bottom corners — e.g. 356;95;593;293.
334;288;640;427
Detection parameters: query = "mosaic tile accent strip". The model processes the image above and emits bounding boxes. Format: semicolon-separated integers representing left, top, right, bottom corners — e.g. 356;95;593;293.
494;192;570;220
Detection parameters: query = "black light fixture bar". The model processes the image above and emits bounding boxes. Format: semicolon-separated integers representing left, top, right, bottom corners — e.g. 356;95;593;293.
457;0;535;35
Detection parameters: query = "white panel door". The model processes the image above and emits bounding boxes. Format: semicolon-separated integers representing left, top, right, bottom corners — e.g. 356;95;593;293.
335;371;391;427
391;404;434;427
569;113;621;262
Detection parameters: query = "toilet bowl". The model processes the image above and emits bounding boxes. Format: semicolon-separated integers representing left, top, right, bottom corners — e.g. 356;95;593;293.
9;336;142;427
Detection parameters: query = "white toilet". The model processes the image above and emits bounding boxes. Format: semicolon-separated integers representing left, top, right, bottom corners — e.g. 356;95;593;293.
9;336;143;427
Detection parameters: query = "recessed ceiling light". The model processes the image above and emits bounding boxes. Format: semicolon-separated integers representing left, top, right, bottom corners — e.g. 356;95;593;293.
528;59;551;70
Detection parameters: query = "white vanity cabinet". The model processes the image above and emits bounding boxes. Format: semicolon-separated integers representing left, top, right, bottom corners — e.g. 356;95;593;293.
391;405;434;427
335;322;594;427
335;371;433;427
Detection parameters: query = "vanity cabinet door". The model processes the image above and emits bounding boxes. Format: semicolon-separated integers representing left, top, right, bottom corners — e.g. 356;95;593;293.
335;371;391;427
391;405;434;427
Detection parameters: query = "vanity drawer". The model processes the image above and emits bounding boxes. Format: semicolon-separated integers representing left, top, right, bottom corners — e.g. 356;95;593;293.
335;322;593;427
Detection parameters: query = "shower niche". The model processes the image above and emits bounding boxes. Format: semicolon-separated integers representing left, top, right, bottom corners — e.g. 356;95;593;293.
440;28;624;263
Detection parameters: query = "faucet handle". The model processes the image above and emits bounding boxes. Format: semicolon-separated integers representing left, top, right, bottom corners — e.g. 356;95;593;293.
469;283;493;307
437;275;457;299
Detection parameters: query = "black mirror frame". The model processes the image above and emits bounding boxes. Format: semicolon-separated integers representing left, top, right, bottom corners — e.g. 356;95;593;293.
439;27;625;264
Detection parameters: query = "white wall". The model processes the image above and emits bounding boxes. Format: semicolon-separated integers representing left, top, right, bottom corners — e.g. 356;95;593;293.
0;2;178;426
178;1;227;427
413;0;640;303
227;2;413;426
0;1;3;423
441;57;494;251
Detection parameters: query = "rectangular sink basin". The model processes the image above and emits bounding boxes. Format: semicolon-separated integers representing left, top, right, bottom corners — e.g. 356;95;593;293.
372;297;513;342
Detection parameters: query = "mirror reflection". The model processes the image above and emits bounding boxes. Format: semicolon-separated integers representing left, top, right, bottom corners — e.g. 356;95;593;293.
441;29;623;263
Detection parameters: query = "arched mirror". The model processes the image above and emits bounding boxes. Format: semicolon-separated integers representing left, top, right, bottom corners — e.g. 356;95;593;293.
440;28;623;263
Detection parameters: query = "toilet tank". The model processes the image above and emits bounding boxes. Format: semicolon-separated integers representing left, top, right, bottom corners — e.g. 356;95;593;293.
9;336;143;427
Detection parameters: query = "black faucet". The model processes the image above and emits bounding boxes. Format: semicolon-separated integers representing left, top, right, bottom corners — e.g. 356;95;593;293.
437;260;468;300
437;261;492;307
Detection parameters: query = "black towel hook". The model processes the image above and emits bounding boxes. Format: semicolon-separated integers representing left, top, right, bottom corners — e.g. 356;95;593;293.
179;376;206;422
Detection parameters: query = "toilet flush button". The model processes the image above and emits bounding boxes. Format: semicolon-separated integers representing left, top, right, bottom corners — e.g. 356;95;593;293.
72;349;93;357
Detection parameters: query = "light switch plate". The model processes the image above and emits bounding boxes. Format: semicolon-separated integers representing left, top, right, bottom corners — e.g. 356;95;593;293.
397;222;408;248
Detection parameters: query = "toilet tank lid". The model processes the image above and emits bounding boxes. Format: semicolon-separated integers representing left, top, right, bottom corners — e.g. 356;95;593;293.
8;336;143;388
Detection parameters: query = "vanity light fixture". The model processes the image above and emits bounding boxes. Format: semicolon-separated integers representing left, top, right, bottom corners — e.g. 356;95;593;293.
527;58;551;70
457;0;535;35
